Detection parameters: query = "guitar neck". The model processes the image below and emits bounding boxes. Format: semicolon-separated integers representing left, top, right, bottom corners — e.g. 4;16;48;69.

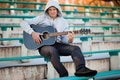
49;30;80;37
49;31;68;37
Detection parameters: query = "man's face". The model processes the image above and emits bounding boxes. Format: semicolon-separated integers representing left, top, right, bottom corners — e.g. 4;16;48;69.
47;6;58;19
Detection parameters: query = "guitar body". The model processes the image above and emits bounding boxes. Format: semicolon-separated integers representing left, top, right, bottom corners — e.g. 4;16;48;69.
23;24;56;50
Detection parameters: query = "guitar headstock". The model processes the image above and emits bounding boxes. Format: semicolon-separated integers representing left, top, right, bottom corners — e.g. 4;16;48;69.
74;29;91;35
80;29;91;34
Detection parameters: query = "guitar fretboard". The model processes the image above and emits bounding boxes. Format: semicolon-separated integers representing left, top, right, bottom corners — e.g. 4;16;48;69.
48;29;90;37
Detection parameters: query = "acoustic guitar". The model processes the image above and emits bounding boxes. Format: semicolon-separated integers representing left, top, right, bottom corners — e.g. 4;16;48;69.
23;24;90;50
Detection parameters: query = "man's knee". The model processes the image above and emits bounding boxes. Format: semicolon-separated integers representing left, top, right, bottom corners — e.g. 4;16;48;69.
72;45;81;51
39;46;57;57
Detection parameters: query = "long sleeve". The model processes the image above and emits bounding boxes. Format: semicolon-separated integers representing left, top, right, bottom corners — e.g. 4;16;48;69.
20;16;44;35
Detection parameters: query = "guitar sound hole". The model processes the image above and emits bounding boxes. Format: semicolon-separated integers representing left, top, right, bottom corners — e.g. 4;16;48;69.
42;32;49;39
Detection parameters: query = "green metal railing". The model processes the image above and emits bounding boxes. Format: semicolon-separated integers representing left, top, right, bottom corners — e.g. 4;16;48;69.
0;7;120;15
0;38;23;43
75;34;120;38
0;55;43;61
0;23;119;30
69;25;120;28
75;34;120;41
0;49;119;61
0;1;120;10
0;34;120;44
0;15;120;22
51;70;120;80
83;49;120;56
64;16;120;21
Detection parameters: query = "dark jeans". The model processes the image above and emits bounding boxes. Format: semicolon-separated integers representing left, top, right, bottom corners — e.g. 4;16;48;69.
38;42;85;77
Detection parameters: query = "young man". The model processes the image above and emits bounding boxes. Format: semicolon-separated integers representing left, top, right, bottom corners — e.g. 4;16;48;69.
20;0;97;77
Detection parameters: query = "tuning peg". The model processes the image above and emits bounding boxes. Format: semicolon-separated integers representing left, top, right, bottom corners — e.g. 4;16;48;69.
88;29;91;33
80;29;83;34
85;29;87;34
86;29;91;34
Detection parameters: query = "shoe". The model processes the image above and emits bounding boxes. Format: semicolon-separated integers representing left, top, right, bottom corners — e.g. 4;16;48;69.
75;67;97;77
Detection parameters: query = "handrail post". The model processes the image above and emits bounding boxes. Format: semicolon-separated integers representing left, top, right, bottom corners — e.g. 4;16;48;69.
113;10;119;18
2;27;11;45
10;3;15;15
104;28;112;41
20;44;30;63
81;37;92;55
85;7;90;17
47;61;56;79
119;52;120;69
109;51;119;70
